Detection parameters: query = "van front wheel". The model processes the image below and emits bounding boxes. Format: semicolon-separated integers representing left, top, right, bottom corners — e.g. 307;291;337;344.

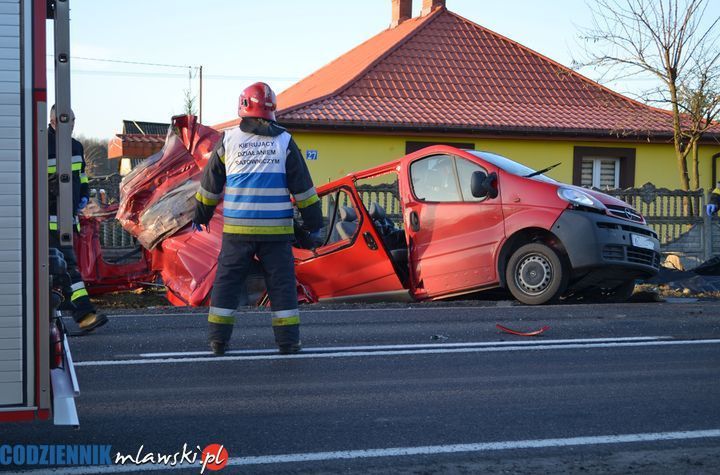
506;243;568;305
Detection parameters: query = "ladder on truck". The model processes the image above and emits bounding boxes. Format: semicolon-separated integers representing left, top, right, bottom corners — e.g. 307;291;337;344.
49;0;81;426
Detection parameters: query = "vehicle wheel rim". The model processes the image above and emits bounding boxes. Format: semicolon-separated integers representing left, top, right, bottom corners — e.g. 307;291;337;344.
515;253;553;296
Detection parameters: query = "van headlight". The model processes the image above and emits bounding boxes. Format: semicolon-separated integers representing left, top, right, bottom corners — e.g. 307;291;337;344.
557;187;606;211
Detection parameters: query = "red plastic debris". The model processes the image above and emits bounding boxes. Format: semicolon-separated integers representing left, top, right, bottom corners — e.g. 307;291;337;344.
495;324;550;337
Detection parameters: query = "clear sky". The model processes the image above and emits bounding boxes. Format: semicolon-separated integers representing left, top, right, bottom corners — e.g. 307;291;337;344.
46;0;719;139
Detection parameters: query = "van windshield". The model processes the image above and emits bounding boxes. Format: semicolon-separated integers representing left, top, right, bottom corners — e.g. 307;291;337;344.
468;151;557;183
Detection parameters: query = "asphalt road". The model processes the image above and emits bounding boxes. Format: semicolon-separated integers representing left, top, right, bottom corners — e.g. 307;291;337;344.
3;299;720;474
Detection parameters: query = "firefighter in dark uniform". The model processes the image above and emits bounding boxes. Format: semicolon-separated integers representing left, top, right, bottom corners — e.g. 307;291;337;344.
707;183;720;216
193;82;322;356
48;105;107;332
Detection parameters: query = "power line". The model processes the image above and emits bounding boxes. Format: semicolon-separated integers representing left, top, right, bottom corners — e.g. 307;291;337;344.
48;54;195;70
45;54;300;81
46;67;299;82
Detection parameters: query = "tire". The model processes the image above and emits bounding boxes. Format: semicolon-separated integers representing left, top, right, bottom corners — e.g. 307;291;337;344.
505;243;568;305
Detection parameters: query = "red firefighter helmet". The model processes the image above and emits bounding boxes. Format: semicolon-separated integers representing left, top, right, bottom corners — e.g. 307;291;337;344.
238;82;277;121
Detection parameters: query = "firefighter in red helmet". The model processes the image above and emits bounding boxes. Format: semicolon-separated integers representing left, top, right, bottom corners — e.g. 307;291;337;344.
193;82;322;355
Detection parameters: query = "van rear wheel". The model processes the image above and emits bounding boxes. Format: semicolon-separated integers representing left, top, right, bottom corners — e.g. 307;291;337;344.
506;243;568;305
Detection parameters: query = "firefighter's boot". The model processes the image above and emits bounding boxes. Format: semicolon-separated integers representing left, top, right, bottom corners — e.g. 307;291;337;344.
210;340;227;356
208;320;233;357
77;312;108;332
273;324;301;354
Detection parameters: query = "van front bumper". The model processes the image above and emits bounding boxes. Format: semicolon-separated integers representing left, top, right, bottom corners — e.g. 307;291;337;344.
551;209;661;278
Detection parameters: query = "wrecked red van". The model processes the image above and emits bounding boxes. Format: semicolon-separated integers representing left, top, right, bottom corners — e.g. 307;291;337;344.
293;145;660;305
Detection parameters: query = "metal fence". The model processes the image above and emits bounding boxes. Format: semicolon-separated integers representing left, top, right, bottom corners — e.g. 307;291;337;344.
596;183;710;267
99;219;136;248
602;183;705;244
89;176;138;250
356;183;402;219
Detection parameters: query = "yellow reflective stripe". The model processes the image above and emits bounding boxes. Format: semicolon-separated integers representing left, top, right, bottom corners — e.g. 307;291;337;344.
223;224;293;234
195;192;219;206
48;166;57;174
219;155;226;164
296;194;319;209
71;288;89;301
208;314;235;325
72;163;82;171
712;188;720;195
80;174;89;184
271;316;300;327
50;219;81;231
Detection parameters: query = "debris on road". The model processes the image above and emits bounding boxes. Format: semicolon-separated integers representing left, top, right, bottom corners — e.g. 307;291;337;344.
647;257;720;296
496;324;550;337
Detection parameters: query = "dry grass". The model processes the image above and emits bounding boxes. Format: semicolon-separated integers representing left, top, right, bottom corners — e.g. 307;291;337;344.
90;287;170;309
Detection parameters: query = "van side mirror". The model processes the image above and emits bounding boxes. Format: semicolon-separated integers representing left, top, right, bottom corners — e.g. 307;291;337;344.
471;171;498;199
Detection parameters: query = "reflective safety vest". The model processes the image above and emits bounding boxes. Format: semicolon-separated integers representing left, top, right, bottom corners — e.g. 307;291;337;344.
49;215;80;232
194;119;321;239
221;129;294;235
221;128;293;234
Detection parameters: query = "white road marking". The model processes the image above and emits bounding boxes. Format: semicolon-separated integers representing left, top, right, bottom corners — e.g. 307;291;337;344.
75;338;720;367
8;429;720;474
104;306;497;318
138;336;667;357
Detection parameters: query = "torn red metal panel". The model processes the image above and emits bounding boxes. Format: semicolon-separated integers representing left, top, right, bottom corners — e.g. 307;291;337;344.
74;203;154;294
106;115;223;305
152;211;223;306
495;324;550;337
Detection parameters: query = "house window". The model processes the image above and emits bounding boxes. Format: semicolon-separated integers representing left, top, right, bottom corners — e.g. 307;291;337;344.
581;157;620;189
573;147;636;189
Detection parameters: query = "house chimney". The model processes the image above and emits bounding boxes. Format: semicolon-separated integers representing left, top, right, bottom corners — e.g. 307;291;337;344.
391;0;412;27
421;0;445;16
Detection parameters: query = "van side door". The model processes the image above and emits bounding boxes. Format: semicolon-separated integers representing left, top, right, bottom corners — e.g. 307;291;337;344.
400;154;505;299
293;186;406;301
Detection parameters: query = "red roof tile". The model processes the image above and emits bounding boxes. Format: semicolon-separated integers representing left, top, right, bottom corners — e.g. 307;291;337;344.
107;134;166;159
216;8;719;139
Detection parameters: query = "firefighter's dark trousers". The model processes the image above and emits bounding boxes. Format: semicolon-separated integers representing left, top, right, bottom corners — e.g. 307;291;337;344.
49;229;96;322
208;235;300;348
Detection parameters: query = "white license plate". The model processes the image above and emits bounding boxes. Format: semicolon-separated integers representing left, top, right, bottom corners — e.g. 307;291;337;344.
631;234;655;250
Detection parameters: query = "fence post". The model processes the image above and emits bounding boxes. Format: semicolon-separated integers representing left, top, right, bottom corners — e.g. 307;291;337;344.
704;193;713;261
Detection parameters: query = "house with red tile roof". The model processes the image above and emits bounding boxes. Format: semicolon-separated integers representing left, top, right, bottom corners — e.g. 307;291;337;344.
108;120;169;175
215;0;720;190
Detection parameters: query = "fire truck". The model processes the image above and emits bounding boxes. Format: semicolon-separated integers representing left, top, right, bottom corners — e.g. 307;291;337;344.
0;0;80;425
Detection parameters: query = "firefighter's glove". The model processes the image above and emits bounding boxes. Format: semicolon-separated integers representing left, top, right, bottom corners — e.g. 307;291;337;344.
77;196;88;212
706;204;718;216
192;221;209;233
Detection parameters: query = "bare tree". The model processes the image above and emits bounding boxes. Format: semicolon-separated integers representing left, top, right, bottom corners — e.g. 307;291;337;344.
679;61;720;189
76;135;113;177
578;0;720;192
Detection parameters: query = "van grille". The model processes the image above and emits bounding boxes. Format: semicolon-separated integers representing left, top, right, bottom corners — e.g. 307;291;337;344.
596;221;657;238
602;245;625;261
602;244;660;269
627;248;660;267
606;205;645;223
